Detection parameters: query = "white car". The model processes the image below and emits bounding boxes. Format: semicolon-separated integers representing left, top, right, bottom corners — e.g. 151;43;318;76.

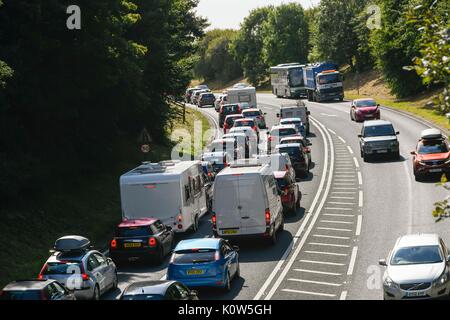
379;233;450;300
242;108;267;129
267;124;300;153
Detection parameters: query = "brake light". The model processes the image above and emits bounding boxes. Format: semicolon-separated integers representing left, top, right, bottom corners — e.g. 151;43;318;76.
265;209;271;226
215;251;221;261
285;165;289;171
212;214;217;226
208;172;212;177
82;273;90;281
304;147;311;153
149;238;157;247
269;136;273;141
38;263;48;279
110;239;117;249
38;274;43;280
178;214;183;222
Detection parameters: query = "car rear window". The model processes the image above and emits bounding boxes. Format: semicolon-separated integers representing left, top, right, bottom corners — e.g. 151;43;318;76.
234;120;255;127
202;94;214;99
117;226;152;237
42;262;82;275
224;105;239;113
243;111;261;117
226;116;242;126
0;290;43;300
273;128;297;137
278;147;302;159
172;249;217;264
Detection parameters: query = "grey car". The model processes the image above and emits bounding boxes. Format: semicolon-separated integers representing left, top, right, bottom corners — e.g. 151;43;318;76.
379;233;450;300
39;236;118;300
358;120;400;161
0;279;76;300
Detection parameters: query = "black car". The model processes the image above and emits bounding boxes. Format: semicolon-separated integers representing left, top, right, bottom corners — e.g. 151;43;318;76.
198;93;216;107
276;143;309;178
219;104;241;128
0;280;76;300
109;218;174;264
120;281;199;300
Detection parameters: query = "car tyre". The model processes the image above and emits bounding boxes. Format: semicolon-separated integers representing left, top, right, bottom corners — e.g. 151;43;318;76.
363;153;369;162
111;272;118;291
235;261;240;279
223;272;232;292
92;285;100;301
269;226;277;245
192;215;199;233
155;247;165;265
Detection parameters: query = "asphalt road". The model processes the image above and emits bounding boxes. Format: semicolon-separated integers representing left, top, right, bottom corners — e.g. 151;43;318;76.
103;93;450;300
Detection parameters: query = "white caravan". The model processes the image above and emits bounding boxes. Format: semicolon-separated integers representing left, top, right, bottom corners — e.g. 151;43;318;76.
120;160;208;233
226;86;257;109
212;161;284;244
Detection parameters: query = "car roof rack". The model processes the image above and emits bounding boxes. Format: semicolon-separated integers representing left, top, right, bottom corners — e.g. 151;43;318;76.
421;128;443;140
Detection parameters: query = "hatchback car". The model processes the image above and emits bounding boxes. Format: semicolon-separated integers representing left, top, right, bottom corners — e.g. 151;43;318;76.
242;108;267;129
274;171;301;214
0;279;76;300
120;281;198;300
276;143;309;178
38;236;118;300
209;138;243;160
267;125;301;154
233;118;260;142
222;132;251;157
411;129;450;181
219;104;242;128
201;151;233;174
167;238;240;292
280;136;312;166
192;89;210;105
358;120;400;161
223;114;243;134
109;218;174;264
350;98;380;122
198;92;216;108
280;118;306;137
379;233;450;300
254;153;296;182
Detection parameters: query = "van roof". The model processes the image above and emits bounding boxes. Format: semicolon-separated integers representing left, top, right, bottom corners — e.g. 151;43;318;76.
217;163;271;176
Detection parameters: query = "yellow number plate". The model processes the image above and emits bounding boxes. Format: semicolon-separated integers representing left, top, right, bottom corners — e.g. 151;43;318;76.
124;243;141;248
223;230;238;235
187;269;205;275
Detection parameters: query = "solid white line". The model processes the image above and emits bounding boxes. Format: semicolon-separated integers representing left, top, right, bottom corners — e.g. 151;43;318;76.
262;117;335;301
254;117;331;301
294;269;342;276
317;227;352;232
347;146;354;154
353;157;360;168
300;259;345;266
359;191;363;207
313;234;350;240
309;242;350;248
358;172;363;185
356;215;362;236
338;136;346;143
321;220;354;224
347;247;358;275
288;278;342;287
304;250;348;257
340;291;348;300
282;289;336;297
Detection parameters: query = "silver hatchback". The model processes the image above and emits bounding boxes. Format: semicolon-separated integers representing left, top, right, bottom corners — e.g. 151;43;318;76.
39;236;118;300
379;233;450;300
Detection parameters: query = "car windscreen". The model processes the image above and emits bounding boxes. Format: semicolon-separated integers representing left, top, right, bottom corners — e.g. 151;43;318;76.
356;100;377;107
117;226;152;237
417;141;449;154
0;290;43;300
243;111;261;117
224;106;239;113
172;249;217;264
390;245;443;265
278;147;302;159
121;294;164;300
225;116;241;126
42;262;83;275
289;68;304;87
318;73;341;84
202;94;215;99
276;177;288;189
363;125;395;137
234;120;255;128
273;128;297;137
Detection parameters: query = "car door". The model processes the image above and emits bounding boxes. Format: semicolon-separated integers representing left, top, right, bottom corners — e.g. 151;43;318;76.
238;175;265;229
95;253;115;290
87;254;106;293
223;242;238;276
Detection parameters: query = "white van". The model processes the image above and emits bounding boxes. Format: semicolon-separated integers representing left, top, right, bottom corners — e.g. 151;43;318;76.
120;160;208;233
212;162;284;244
226;86;257;109
277;102;311;135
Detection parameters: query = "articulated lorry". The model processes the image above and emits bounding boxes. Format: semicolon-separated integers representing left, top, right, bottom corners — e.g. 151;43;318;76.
303;62;344;102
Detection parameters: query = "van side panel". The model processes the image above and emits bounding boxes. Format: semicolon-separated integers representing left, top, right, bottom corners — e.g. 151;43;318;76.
238;175;267;232
213;175;241;232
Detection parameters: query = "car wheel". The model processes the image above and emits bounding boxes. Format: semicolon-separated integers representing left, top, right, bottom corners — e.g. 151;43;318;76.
111;272;118;291
192;215;199;233
154;246;165;265
279;215;285;231
92;285;100;301
235;261;240;279
269;226;277;245
363;153;369;162
223;272;232;292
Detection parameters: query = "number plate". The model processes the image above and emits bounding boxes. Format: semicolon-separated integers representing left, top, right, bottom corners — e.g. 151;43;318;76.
429;168;443;173
124;242;141;248
187;269;205;275
405;291;426;297
222;229;238;235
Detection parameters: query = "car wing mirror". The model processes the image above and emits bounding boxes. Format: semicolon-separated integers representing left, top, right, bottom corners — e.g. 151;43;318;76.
410;151;416;155
276;113;280;118
396;131;400;135
378;259;387;266
233;245;240;252
358;134;362;138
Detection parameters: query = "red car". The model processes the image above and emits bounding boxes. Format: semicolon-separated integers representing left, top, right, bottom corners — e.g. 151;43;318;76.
350;98;380;122
223;114;243;134
274;171;301;214
109;218;174;264
233;118;260;141
411;129;450;181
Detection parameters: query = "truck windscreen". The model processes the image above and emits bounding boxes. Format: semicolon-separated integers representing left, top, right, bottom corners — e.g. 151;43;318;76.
318;74;342;85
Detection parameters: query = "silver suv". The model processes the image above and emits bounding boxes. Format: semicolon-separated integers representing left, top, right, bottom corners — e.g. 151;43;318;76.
39;236;118;300
358;120;400;161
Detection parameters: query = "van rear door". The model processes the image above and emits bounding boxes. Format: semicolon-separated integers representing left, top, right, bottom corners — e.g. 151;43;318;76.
214;175;241;233
238;174;266;229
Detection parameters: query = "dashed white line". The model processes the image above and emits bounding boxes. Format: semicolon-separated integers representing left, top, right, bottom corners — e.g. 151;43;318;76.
304;250;348;257
309;242;350;248
323;213;355;218
338;136;346;143
353;157;360;168
359;191;363;207
357;172;363;185
317;227;352;232
356;215;362;236
347;247;358;275
313;234;351;240
340;291;348;300
328;129;337;135
321;220;354;224
347;146;354;154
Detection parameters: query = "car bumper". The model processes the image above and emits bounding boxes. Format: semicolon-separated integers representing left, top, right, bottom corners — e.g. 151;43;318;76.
355;113;380;121
415;163;450;175
110;248;159;260
383;285;449;300
73;286;95;300
169;274;226;288
365;145;399;155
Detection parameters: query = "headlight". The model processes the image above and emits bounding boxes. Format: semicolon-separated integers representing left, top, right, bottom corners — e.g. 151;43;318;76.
445;158;450;164
433;272;448;287
384;276;399;289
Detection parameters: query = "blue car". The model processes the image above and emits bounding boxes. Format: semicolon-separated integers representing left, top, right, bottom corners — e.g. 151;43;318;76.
167;238;240;292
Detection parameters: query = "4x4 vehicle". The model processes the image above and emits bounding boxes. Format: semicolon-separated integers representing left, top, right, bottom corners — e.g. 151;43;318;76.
242;108;267;129
358;120;400;161
109;218;174;264
219;104;241;128
38;236;118;300
280;136;312;166
411;129;450;181
198;92;216;107
0;279;76;300
275;143;310;178
274;171;301;214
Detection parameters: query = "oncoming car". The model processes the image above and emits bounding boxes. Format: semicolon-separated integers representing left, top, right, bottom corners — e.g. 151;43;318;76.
411;129;450;181
350;98;380;122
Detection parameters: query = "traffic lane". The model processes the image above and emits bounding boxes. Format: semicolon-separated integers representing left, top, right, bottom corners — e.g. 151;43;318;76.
194;103;327;300
272;97;450;299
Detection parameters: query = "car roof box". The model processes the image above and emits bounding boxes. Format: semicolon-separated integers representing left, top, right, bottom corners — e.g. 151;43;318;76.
421;128;443;140
53;236;91;252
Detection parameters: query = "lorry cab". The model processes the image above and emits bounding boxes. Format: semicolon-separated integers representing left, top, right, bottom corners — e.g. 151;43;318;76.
304;62;344;102
120;160;208;233
212;161;284;244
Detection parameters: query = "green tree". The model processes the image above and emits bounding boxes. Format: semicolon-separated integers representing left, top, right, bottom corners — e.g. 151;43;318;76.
262;3;309;67
232;6;274;87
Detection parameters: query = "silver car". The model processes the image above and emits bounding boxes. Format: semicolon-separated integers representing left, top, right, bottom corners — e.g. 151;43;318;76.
39;236;118;300
379;233;450;300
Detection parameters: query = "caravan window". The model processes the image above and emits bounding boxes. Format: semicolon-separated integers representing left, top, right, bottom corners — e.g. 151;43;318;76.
238;95;251;103
184;185;191;202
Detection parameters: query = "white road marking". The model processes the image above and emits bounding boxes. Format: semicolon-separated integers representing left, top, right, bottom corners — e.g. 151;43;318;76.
317;227;352;232
300;259;345;266
328;129;336;135
333;183;357;186
332;188;358;190
313;234;350;240
294;269;342;276
334;175;356;178
338;136;346;143
340;291;348;300
323;213;354;218
309;242;350;248
357;172;363;185
332;191;357;194
356;215;363;236
325;207;353;211
288;278;342;287
359;191;364;207
320;220;354;224
347;146;354;154
353;157;360;168
331;196;355;200
282;289;336;297
327;201;355;205
347;247;358;275
304;250;348;257
334;179;356;182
